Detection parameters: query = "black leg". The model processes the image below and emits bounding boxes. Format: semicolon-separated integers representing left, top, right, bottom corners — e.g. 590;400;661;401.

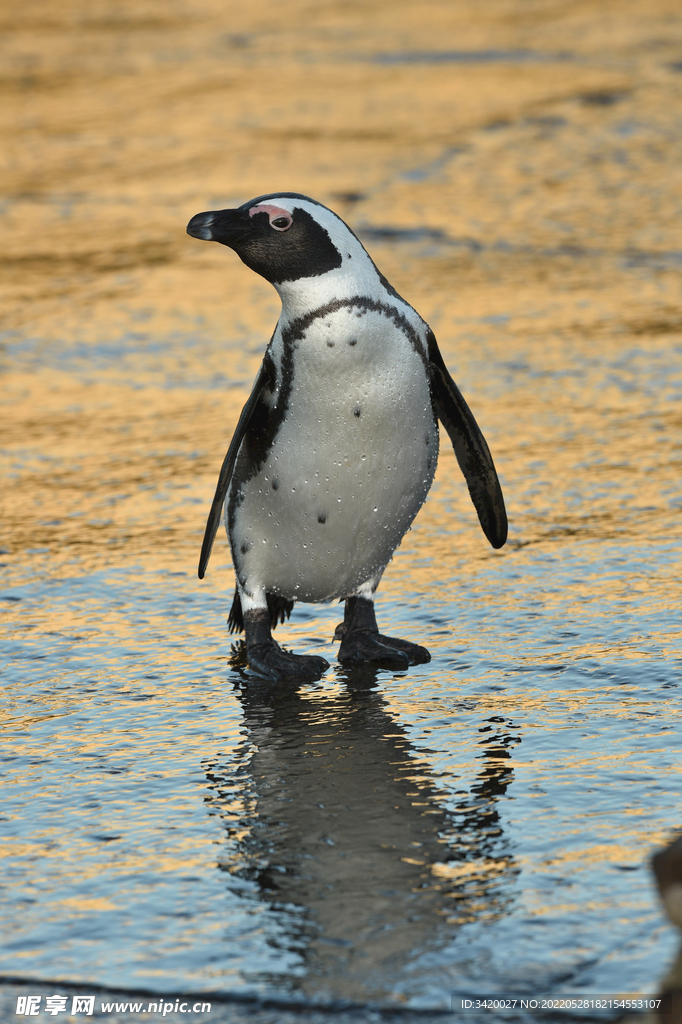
335;596;430;669
244;608;329;682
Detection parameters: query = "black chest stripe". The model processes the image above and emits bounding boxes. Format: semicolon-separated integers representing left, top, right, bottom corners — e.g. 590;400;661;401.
282;296;429;370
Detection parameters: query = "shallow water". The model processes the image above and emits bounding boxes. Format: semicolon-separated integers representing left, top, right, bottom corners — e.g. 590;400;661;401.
2;305;681;1015
2;559;680;1009
3;0;682;1018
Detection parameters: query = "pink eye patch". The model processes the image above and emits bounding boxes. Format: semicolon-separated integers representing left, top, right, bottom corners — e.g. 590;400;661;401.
249;203;293;230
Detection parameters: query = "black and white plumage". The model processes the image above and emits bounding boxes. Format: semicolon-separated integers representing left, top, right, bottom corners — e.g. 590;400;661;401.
187;193;507;681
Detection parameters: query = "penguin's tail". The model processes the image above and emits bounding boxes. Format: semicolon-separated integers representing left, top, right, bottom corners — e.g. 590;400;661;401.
227;588;295;634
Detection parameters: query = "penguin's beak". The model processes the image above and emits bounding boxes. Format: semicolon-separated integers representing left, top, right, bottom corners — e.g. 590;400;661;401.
186;211;216;241
186;208;249;247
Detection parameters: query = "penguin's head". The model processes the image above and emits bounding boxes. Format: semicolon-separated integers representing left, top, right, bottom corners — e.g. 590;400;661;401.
187;193;376;292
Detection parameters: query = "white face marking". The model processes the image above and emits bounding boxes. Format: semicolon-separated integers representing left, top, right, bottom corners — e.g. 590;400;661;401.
247;196;404;318
249;203;293;230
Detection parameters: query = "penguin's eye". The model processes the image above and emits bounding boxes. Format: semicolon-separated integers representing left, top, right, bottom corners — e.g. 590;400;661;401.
270;215;293;231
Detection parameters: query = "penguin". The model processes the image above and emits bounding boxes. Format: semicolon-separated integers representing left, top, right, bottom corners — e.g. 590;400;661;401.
187;193;507;682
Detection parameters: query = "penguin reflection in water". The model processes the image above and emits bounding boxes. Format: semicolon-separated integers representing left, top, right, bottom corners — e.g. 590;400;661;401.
187;193;507;681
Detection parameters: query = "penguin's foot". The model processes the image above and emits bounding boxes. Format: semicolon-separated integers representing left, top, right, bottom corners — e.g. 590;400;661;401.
337;629;407;669
377;634;431;664
243;607;329;682
337;629;430;668
335;595;431;669
247;640;329;682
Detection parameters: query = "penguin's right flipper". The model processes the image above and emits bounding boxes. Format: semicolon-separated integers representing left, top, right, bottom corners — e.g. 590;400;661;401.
427;330;508;550
198;359;274;578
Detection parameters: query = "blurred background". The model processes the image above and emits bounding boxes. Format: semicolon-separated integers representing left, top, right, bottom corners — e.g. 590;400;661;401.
2;1;682;1020
3;0;682;572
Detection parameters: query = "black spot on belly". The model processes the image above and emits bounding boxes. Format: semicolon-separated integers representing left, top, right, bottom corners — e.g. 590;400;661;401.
327;340;335;348
317;512;327;524
272;478;279;490
354;407;361;418
241;540;252;555
425;434;430;445
348;338;357;346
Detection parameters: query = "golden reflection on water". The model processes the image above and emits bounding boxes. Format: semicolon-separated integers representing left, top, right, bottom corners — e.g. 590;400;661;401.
2;0;682;1007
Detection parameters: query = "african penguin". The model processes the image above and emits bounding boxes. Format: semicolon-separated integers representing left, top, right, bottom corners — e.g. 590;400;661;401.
187;193;507;681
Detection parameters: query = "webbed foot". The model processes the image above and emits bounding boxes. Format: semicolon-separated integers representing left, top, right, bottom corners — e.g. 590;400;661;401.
244;607;329;682
334;595;431;669
248;640;330;682
376;634;430;664
338;629;409;669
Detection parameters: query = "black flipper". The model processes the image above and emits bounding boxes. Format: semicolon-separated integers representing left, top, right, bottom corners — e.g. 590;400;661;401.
427;330;508;549
198;360;274;578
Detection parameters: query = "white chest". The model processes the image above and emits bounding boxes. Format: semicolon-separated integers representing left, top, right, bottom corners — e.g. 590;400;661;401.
228;303;439;602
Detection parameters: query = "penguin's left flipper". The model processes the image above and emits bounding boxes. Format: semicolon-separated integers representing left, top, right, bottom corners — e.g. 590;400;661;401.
427;330;508;550
198;358;274;579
